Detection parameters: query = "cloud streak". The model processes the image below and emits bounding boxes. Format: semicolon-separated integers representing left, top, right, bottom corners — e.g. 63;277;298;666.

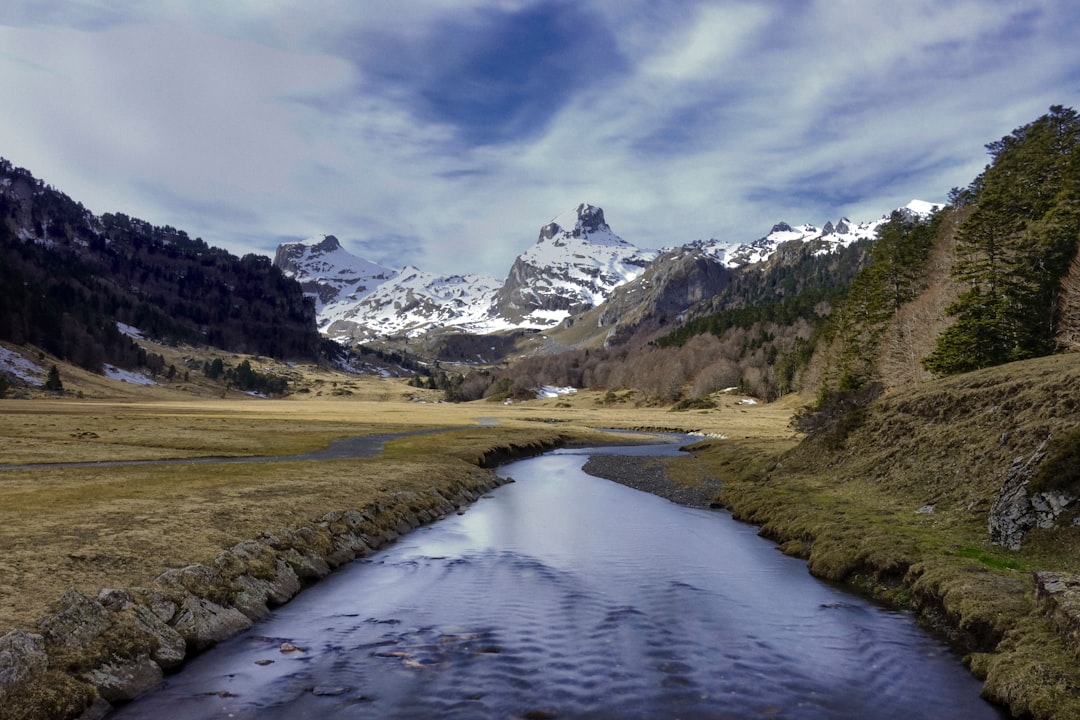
1;0;1078;278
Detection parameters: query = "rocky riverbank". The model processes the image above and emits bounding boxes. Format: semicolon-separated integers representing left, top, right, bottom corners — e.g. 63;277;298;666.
0;429;573;720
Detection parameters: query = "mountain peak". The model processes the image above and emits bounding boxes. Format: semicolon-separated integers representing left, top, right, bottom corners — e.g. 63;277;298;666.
540;203;612;242
306;234;341;251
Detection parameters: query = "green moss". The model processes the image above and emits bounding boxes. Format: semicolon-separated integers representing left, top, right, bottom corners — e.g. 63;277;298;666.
955;545;1025;571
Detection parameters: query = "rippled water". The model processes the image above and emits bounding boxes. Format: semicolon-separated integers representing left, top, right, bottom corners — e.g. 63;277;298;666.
111;444;1006;719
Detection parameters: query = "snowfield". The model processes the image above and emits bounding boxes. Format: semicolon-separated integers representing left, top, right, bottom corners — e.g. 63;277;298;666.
0;345;43;385
103;364;157;386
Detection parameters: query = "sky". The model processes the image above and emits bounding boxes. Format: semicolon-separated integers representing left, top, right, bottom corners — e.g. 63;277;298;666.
1;1;1078;279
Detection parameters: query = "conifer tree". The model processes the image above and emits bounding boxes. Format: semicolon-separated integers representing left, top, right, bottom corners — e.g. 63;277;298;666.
924;106;1080;375
44;364;63;392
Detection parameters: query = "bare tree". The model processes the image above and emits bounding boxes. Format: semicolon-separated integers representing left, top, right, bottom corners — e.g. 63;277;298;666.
1056;248;1080;351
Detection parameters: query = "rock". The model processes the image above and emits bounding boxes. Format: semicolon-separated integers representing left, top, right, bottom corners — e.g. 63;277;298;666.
325;532;371;568
98;588;134;612
267;560;302;604
281;547;331;581
155;564;231;605
82;654;163;703
40;589;111;648
76;696;113;720
129;604;186;669
1034;571;1080;660
1032;489;1075;528
988;439;1051;549
232;575;273;620
232;561;303;620
128;588;178;624
169;595;253;652
0;630;48;691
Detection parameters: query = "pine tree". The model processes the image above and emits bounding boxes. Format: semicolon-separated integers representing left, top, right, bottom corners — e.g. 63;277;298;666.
924;106;1080;375
44;364;63;392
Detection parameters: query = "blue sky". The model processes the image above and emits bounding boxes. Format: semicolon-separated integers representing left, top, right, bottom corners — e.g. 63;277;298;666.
1;1;1078;278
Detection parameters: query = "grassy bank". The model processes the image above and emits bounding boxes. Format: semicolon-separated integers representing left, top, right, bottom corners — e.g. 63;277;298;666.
688;353;1080;719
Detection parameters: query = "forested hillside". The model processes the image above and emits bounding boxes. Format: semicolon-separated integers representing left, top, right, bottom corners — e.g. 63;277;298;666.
0;159;321;372
810;106;1080;399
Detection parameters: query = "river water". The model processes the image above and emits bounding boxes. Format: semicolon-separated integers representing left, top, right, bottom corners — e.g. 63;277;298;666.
111;443;1006;719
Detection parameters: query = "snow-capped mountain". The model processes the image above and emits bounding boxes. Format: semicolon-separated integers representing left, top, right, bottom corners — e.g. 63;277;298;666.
493;203;659;326
695;199;941;268
275;203;660;340
275;236;501;343
275;200;941;345
324;266;503;342
274;235;397;311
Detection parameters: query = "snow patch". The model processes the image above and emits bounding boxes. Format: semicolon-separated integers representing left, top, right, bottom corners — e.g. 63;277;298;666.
0;346;43;385
904;199;942;215
537;385;577;399
116;322;146;340
103;364;156;386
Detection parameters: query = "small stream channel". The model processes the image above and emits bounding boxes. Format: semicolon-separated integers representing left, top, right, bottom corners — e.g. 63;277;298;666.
110;440;1006;719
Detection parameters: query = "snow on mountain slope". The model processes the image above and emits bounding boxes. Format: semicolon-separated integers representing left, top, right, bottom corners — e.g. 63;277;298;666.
274;235;396;311
695;199;941;268
323;266;503;342
276;200;943;344
493;203;659;326
274;236;503;342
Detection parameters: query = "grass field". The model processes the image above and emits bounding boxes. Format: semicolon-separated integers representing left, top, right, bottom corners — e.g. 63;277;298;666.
0;379;799;633
8;346;1080;718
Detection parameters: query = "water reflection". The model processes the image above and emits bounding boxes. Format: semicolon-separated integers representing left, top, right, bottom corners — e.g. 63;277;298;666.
111;445;1005;719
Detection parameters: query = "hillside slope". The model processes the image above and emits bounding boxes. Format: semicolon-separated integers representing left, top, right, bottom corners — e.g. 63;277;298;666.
0;158;321;372
690;352;1080;719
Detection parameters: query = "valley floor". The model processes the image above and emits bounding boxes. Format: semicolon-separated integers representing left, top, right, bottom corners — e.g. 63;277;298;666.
2;361;1079;719
0;387;790;633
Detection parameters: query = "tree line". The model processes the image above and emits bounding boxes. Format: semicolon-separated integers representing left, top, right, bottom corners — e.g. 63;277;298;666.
0;160;322;375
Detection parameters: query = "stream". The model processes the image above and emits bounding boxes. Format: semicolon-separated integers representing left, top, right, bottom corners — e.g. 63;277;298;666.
110;441;1006;719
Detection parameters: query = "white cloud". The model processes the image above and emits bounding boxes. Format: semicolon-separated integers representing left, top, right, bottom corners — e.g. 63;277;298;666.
0;0;1077;279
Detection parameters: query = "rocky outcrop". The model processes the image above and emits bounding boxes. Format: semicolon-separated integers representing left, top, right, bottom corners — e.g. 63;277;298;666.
0;473;511;719
989;437;1078;549
593;248;733;346
493;203;657;325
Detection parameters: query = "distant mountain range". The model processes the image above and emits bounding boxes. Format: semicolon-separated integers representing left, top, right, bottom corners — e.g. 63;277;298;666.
275;200;939;344
0;149;940;381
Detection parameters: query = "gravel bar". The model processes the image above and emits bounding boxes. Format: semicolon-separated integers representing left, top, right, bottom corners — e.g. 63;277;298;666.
581;454;723;508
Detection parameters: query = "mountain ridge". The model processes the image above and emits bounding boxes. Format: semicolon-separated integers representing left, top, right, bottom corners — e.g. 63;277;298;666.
277;200;940;346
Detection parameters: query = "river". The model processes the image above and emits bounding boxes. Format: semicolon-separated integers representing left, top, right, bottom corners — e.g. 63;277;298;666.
110;442;1006;719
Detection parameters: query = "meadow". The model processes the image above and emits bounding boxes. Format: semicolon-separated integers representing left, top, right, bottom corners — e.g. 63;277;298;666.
0;380;796;633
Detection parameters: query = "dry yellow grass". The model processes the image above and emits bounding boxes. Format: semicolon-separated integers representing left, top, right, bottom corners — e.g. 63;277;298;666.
0;375;799;635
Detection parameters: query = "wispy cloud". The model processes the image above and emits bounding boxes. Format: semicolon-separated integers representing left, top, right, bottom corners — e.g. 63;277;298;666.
0;0;1077;278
